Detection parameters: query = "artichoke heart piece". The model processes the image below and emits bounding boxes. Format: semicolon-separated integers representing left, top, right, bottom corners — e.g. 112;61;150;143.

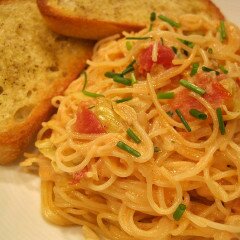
112;102;137;125
94;99;126;132
36;139;56;161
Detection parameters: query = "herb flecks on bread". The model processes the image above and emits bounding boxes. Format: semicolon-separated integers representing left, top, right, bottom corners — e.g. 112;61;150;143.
0;0;93;164
37;0;224;40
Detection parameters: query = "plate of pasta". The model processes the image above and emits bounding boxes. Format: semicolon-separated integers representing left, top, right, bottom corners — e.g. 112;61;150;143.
1;1;240;240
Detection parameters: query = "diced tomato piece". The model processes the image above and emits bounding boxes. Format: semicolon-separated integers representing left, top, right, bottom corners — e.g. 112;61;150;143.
170;73;231;121
170;90;204;121
71;167;88;184
195;73;231;108
75;104;106;134
137;43;175;75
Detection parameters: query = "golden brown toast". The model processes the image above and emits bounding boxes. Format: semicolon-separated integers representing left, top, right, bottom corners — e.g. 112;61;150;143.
0;0;93;164
37;0;224;40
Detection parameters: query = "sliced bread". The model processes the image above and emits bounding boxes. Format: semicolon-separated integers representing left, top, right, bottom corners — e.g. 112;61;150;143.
37;0;224;40
0;0;93;165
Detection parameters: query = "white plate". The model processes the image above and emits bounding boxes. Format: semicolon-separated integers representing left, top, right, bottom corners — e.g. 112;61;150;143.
1;1;240;240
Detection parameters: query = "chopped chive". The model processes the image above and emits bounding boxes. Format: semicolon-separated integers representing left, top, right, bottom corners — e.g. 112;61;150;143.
158;15;181;28
150;12;156;22
189;109;207;120
149;12;156;31
105;60;136;80
126;36;152;40
216;108;225;135
190;63;199;76
82;71;88;91
160;37;164;45
105;72;122;78
115;97;133;103
88;105;95;109
166;111;174;117
81;72;104;97
219;65;228;74
113;75;132;86
126;41;132;51
202;66;220;75
154;146;160;152
121;60;136;75
173;204;186;221
175;109;191;132
207;48;213;54
172;46;178;54
179;79;205;95
82;91;104;98
127;128;141;144
122;67;134;76
177;38;194;48
202;66;213;72
157;91;174;99
219;20;227;41
149;23;153;32
131;72;137;84
116;141;141;157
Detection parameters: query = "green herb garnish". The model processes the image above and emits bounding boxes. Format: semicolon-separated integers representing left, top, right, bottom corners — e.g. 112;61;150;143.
82;72;104;98
126;37;152;40
173;204;186;221
207;48;213;54
216;108;225;135
160;37;164;45
190;63;199;76
116;141;141;157
179;79;206;95
219;20;227;41
166;111;174;117
115;97;132;103
126;41;133;51
158;15;181;28
82;91;104;98
88;105;95;109
82;71;88;90
219;65;228;74
189;109;207;120
202;66;220;75
105;72;122;78
172;46;178;54
150;12;156;22
105;60;136;80
121;60;136;75
127;128;141;144
175;109;191;132
113;75;132;86
177;38;194;48
131;73;137;84
157;91;175;99
149;12;156;31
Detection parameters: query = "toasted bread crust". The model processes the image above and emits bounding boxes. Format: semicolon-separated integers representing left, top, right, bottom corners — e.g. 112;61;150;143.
37;0;224;40
205;0;225;20
0;53;92;165
37;0;143;40
0;0;93;165
0;63;80;165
